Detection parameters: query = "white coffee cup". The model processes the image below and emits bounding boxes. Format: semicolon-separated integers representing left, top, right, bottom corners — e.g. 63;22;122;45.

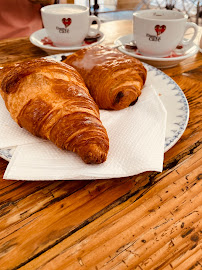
133;10;198;57
41;4;101;47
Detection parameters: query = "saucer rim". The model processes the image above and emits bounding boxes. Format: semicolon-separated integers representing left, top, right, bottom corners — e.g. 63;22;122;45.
29;28;105;51
114;34;199;62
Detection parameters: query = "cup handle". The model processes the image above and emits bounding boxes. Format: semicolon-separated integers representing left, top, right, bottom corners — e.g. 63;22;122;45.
87;15;101;37
180;22;198;47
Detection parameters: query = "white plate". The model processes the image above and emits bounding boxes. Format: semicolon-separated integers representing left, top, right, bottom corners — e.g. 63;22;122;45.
29;28;105;55
0;56;189;162
114;34;199;68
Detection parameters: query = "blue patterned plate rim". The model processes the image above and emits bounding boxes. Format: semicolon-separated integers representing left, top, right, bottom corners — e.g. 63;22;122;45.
114;34;199;62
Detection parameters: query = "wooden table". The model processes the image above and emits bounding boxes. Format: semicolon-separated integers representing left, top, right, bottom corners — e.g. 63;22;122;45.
0;20;201;270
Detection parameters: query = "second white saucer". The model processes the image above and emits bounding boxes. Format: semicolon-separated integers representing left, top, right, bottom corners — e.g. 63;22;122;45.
114;34;199;68
30;28;105;55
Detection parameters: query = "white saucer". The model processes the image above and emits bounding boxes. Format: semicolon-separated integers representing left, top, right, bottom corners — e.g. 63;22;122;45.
114;34;199;68
30;28;105;55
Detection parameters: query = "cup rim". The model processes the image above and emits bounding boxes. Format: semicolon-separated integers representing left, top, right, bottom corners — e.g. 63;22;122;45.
133;9;188;21
41;4;89;14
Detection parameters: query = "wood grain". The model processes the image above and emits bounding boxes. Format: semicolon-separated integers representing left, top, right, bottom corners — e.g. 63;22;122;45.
0;20;201;270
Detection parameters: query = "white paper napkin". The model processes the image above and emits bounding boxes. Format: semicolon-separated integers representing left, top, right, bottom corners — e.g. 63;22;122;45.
2;84;167;180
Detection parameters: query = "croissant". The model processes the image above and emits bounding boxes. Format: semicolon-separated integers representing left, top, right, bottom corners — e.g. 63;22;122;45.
0;58;109;164
62;45;147;110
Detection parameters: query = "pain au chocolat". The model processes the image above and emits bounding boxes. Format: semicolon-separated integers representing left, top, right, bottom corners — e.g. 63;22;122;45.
62;45;147;110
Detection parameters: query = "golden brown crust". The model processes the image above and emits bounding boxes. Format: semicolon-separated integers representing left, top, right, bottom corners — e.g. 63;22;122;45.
63;45;147;110
0;58;109;164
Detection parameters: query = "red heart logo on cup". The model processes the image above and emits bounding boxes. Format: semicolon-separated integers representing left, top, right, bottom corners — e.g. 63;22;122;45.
62;18;72;28
155;25;166;36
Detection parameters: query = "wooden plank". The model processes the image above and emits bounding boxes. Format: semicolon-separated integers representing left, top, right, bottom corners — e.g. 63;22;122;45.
0;174;150;269
0;180;90;233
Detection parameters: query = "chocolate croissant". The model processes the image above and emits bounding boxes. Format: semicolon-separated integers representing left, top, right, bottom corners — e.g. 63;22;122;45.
62;45;147;110
0;59;109;164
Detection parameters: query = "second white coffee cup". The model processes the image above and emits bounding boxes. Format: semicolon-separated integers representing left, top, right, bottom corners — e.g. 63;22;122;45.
41;4;101;47
133;10;198;57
